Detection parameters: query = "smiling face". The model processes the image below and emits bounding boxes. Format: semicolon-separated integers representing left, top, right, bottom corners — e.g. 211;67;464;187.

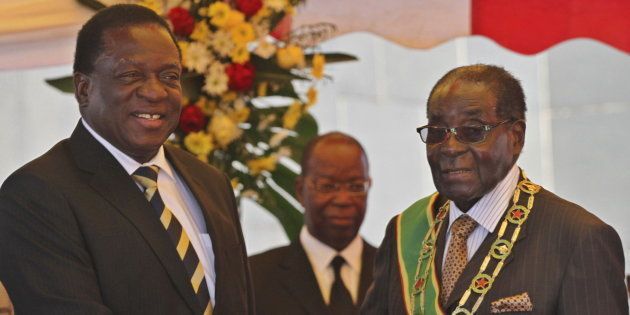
296;138;370;251
426;79;524;211
75;24;182;163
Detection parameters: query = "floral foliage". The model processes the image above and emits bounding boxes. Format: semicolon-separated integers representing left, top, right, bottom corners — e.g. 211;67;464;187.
141;0;332;240
50;0;357;241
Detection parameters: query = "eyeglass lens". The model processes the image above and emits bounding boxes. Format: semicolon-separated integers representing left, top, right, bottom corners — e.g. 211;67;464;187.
421;126;487;144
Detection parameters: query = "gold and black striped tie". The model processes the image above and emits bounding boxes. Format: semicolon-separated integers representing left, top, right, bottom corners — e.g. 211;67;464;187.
133;165;212;315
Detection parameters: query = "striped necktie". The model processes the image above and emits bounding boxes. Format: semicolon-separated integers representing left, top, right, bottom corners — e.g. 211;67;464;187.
133;165;212;315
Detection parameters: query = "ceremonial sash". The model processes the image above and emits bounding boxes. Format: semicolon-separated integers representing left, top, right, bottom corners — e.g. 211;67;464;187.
396;193;444;315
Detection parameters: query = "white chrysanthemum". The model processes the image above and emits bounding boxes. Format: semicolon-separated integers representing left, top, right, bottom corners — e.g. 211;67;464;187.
183;42;213;74
203;63;229;96
210;30;235;57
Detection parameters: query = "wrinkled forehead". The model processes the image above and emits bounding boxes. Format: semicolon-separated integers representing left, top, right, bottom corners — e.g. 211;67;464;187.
95;24;180;65
427;80;497;120
306;142;369;176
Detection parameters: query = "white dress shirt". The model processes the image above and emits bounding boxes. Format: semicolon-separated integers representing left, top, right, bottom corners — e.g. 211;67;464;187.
82;119;216;305
442;164;520;268
299;226;363;304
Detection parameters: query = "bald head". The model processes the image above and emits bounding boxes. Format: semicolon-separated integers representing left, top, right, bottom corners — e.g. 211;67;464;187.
300;132;369;176
427;64;527;121
297;132;370;251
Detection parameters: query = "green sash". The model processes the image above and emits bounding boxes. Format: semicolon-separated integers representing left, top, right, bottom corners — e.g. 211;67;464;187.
396;193;444;315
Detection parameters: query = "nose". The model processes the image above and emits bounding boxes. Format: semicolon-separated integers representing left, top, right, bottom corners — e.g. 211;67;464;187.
137;76;168;102
439;129;467;157
330;189;354;205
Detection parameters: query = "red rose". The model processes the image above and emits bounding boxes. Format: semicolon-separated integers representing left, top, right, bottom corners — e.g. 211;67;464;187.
168;7;195;37
226;62;255;91
270;14;292;40
179;104;207;133
235;0;263;17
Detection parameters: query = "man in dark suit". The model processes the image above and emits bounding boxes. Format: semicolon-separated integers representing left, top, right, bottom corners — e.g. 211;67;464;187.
362;64;628;314
250;132;377;315
0;5;253;315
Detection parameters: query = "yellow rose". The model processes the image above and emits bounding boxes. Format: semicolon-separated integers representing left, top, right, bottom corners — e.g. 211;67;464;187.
247;154;278;175
282;101;303;129
257;81;268;97
276;44;305;69
230;44;251;64
190;21;211;43
138;0;163;14
209;112;243;147
224;10;245;29
230;99;251;123
209;2;231;27
231;22;256;45
265;0;288;11
311;53;325;79
183;131;214;156
306;86;318;109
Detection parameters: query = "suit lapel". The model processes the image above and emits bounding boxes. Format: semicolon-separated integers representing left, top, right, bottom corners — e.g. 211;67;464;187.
278;243;330;315
69;123;201;314
443;201;530;310
357;241;376;304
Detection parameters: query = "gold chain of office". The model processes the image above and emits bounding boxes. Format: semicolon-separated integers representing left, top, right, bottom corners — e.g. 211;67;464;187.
410;172;540;315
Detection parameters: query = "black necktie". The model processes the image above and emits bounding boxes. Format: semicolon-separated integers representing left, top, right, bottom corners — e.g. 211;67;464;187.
329;256;357;315
133;165;212;315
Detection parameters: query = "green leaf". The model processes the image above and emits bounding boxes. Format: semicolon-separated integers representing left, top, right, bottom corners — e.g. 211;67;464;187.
46;76;74;94
283;113;318;164
76;0;106;11
304;53;358;67
181;72;204;102
258;185;303;241
251;55;310;82
270;163;299;198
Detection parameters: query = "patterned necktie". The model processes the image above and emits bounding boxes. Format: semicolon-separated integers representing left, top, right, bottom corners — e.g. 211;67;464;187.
133;165;212;315
329;256;357;315
440;214;478;306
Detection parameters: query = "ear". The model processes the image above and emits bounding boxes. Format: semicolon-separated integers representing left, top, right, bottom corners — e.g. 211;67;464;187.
295;175;305;204
510;120;526;156
73;72;91;110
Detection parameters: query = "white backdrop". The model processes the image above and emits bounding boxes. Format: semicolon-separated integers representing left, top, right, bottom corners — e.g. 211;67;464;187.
0;34;628;272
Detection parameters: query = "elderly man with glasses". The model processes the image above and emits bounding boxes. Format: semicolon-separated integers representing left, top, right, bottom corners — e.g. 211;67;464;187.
250;132;376;315
362;64;627;315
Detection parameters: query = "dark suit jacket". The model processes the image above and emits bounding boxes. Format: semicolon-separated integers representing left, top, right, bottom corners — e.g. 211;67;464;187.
250;240;377;315
0;122;254;315
361;188;628;315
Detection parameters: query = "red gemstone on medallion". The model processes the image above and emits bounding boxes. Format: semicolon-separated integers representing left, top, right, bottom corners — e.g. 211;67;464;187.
475;278;489;289
512;209;523;219
415;278;425;289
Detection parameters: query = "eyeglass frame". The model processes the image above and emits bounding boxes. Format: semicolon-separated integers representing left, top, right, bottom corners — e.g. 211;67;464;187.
305;176;371;195
415;119;516;145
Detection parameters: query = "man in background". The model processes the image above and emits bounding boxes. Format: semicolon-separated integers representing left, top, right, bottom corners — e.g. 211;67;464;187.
250;132;376;315
362;64;627;314
0;5;253;314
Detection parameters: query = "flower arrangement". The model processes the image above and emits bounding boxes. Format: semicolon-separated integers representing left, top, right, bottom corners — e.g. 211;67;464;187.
48;0;357;241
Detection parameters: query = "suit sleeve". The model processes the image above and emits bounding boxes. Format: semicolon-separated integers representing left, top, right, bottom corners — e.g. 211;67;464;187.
361;216;399;315
557;222;628;315
0;172;113;315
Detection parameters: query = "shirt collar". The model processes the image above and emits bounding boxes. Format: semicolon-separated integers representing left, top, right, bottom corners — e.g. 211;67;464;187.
448;164;520;233
299;226;363;274
81;119;174;179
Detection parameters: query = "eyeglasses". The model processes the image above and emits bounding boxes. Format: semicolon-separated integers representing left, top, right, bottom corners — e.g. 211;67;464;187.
416;120;513;144
308;177;371;195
